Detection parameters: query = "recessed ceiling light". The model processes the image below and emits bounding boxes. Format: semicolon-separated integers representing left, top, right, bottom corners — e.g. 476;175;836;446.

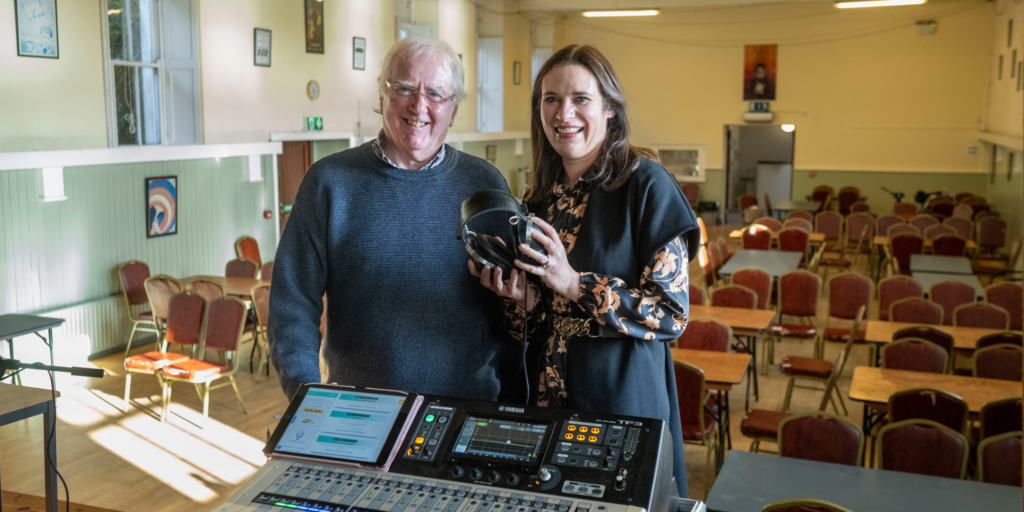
835;0;926;9
582;9;660;17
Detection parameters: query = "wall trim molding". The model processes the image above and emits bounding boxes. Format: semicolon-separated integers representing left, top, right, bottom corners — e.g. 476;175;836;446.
0;142;284;171
792;168;987;175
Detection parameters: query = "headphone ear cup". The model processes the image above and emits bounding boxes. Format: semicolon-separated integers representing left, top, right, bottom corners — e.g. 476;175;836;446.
518;224;548;266
475;234;517;274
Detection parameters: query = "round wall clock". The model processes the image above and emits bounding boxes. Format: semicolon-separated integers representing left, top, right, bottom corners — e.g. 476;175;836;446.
306;80;320;100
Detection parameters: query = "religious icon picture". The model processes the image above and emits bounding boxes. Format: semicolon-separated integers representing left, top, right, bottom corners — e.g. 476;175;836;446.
743;44;777;101
146;176;177;238
305;0;324;54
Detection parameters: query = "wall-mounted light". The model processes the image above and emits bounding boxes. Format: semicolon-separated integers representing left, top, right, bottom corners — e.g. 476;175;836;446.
582;9;660;17
781;124;796;133
835;0;925;9
38;167;68;202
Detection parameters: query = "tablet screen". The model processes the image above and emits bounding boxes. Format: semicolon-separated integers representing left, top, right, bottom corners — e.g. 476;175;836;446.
268;386;417;467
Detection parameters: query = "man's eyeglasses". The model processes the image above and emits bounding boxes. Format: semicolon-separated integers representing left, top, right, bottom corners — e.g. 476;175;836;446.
385;81;455;106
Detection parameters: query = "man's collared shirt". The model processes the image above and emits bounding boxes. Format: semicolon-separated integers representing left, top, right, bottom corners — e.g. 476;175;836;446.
371;129;446;170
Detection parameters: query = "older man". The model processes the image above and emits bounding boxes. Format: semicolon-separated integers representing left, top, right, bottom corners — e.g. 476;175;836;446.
269;37;512;400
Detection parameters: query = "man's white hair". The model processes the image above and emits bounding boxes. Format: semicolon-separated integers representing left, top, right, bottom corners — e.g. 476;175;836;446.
376;36;466;109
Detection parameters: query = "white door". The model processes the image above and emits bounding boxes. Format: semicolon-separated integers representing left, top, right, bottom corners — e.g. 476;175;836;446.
756;163;792;207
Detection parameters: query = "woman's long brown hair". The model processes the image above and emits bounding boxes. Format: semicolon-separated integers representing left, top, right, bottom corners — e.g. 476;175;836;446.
526;44;657;203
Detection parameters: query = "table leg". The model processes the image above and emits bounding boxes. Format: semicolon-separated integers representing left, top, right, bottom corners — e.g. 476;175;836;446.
43;400;58;512
47;328;55;386
750;335;759;402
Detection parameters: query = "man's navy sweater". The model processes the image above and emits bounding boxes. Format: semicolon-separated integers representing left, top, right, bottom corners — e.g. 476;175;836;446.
269;142;512;400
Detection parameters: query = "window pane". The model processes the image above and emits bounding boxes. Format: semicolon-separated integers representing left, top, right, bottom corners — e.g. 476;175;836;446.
114;65;137;145
108;0;126;61
108;0;160;63
139;67;162;145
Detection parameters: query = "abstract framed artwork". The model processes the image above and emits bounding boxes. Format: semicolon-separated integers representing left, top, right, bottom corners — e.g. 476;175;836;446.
15;0;59;58
146;176;177;238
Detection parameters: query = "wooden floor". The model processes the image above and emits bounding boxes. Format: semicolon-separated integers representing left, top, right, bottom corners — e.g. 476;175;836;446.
2;490;119;512
0;223;988;508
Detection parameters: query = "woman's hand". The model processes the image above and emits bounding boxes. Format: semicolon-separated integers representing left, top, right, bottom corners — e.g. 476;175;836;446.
468;260;528;307
516;218;580;302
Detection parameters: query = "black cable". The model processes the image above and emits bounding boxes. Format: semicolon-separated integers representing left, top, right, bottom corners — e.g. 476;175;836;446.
521;281;530;406
44;370;70;512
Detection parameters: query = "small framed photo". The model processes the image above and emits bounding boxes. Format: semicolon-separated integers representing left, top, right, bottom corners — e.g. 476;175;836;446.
15;0;59;58
353;36;366;70
304;0;324;54
512;61;522;85
486;145;497;165
254;28;271;67
146;176;178;238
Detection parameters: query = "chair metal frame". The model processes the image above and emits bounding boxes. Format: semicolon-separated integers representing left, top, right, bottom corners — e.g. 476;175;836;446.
118;261;159;362
876;418;969;480
250;283;273;378
781;306;865;414
765;270;822;375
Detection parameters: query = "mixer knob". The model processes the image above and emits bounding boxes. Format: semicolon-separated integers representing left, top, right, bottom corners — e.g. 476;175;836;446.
487;471;501;483
506;473;520;486
538;468;552;482
471;468;484;480
451;466;465;478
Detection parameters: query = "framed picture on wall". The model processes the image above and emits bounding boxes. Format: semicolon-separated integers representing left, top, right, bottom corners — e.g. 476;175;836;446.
304;0;324;54
15;0;59;58
743;44;776;101
146;176;178;238
353;37;366;70
254;28;271;67
513;61;522;85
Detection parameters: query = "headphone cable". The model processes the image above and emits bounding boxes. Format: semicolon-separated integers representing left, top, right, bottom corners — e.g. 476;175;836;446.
521;281;530;406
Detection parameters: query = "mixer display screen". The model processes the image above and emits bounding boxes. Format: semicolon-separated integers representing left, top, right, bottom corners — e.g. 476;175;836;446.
451;416;550;464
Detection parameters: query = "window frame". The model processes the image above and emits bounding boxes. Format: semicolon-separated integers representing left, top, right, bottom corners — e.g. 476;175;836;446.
651;144;708;183
99;0;169;148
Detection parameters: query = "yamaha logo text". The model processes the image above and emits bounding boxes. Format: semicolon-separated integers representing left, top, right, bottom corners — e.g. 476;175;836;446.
498;406;525;413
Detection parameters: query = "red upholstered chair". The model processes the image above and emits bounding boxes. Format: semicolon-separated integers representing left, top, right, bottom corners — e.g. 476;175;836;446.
186;279;225;302
850;202;870;214
235;236;262;267
673;361;718;499
932;234;967;257
977;217;1007;259
251;284;273;377
845;213;874;254
812;188;832;212
786;211;813;222
708;242;723;278
882;339;948;374
890;298;943;325
260;260;274;282
887;224;920;238
893;203;917;217
932;202;954;218
779;306;865;414
162;296;249;421
923;225;955;240
123;291;202;413
973;344;1024;381
225;257;259;278
986;283;1022;331
783;218;812;232
952;203;974;219
980;398;1023;440
954;192;974;203
779;228;810;265
889;234;923;275
892;326;955;372
778;411;864;466
682;183;700;208
712;285;758;310
717;238;732;265
732;268;772;311
676;318;732;352
876;215;905;241
977;432;1023;486
953;302;1009;330
814;211;843;250
762;500;855;512
888;388;968;434
837;190;858;216
930;280;976;326
143;275;183;344
943;217;972;240
754;217;782;233
977;331;1023;349
742;224;772;251
766;271;822;374
739;194;758;212
878;276;924;321
688;284;704;306
877;419;969;479
974;240;1023;284
118;261;158;354
819;273;871;360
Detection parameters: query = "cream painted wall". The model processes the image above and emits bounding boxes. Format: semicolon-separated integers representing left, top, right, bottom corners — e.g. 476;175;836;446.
0;1;108;151
985;0;1023;138
503;14;533;132
438;0;478;134
555;1;995;174
199;0;394;144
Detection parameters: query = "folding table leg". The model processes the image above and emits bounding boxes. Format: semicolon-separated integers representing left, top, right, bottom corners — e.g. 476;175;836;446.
43;400;58;512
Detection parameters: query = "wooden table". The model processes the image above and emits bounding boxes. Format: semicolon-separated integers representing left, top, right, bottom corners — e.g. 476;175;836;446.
688;304;776;410
873;235;978;251
706;450;1023;512
729;229;826;244
910;254;973;275
717;249;803;278
0;385;61;512
864;320;1013;352
180;275;269;298
773;200;821;213
914;272;986;299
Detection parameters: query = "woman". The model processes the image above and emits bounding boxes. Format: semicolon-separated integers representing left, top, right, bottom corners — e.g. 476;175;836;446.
469;45;700;498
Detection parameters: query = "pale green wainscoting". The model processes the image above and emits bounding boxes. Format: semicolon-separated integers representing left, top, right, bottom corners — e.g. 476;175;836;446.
313;139;352;163
461;140;532;197
0;155;276;358
983;164;1023;249
791;170;990;215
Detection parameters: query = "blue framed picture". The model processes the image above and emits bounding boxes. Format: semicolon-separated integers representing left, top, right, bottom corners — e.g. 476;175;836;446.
146;176;177;238
15;0;59;59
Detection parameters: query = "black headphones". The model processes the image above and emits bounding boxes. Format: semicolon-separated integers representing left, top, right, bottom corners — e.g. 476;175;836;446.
457;190;548;276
